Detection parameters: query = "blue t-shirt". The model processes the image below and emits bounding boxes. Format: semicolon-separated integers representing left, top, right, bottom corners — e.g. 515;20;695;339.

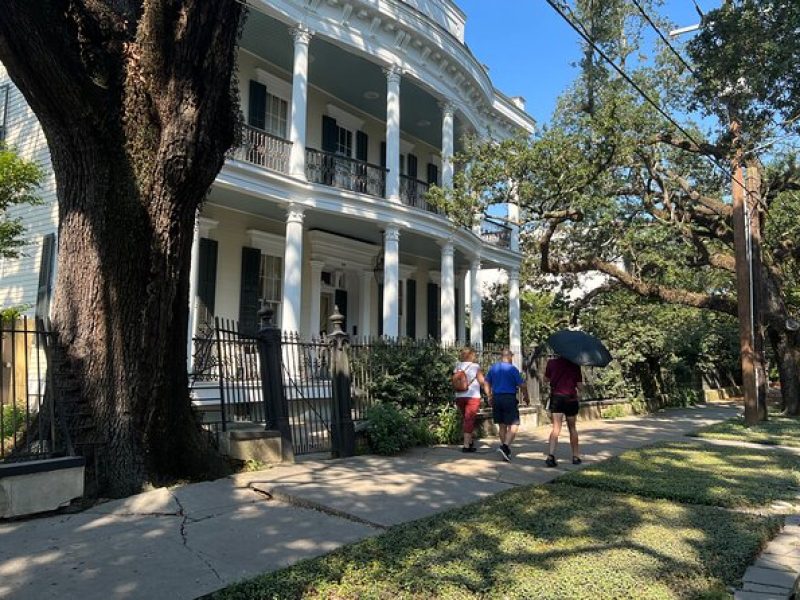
486;362;524;394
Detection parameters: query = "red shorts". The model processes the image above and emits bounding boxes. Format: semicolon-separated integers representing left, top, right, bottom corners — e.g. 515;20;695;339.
456;397;481;434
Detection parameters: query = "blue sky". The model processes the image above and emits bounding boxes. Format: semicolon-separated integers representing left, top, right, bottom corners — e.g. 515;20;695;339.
459;0;721;126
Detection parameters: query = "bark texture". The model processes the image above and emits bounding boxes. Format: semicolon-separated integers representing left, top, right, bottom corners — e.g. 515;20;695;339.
0;1;243;496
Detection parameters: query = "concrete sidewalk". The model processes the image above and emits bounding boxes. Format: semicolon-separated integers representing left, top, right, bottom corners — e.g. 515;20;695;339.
0;403;737;600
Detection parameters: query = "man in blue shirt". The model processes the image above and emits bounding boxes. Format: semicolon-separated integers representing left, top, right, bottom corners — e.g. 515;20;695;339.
485;349;529;462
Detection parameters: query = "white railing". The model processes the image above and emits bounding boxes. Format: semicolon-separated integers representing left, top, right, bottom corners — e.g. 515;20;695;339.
231;124;292;174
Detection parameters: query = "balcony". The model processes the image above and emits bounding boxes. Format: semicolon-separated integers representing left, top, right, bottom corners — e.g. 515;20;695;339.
480;217;513;249
399;175;437;213
230;124;291;174
305;148;386;198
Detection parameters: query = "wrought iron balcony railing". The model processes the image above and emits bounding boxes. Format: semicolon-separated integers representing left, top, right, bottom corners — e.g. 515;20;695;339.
480;216;513;249
305;148;386;197
231;124;292;174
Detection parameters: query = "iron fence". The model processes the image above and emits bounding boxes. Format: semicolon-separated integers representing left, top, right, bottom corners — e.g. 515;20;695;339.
0;317;60;462
305;148;386;197
230;124;292;174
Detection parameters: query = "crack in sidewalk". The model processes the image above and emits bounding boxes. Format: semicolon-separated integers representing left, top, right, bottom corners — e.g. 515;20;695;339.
170;492;224;583
251;486;389;530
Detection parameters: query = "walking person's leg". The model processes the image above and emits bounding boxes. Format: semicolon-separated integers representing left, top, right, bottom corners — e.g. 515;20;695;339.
546;413;563;467
497;423;507;447
566;415;581;464
456;398;473;450
460;398;480;452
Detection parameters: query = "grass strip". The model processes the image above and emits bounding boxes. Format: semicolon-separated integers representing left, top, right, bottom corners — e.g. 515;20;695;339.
208;483;778;600
691;416;800;448
557;440;800;508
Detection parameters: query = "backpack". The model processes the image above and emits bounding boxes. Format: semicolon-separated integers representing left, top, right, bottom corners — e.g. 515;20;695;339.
452;364;476;392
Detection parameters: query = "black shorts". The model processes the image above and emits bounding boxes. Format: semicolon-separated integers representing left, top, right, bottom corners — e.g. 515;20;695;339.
492;393;520;425
549;394;580;417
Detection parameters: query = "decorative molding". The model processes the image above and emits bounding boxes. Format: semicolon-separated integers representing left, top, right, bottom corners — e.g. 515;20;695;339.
438;101;456;118
383;226;401;243
508;269;520;282
290;25;313;46
438;240;455;257
247;229;284;256
399;264;417;279
286;203;306;224
198;217;219;236
428;270;441;284
308;229;379;269
399;138;415;154
325;103;365;132
383;64;402;85
254;69;292;100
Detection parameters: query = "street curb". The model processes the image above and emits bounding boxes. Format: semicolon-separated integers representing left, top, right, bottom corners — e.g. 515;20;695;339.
735;515;800;600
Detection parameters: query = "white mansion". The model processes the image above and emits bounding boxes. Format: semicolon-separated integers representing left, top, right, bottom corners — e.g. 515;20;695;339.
0;0;532;361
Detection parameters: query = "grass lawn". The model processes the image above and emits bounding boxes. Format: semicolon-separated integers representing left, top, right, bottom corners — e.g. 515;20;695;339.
558;440;800;508
692;416;800;448
209;483;779;600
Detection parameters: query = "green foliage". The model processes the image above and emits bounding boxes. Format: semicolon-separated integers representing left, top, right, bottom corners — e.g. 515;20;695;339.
693;416;800;448
601;404;627;419
482;284;570;348
0;146;43;259
0;305;30;322
353;340;458;417
1;404;25;440
210;483;778;600
428;404;462;445
364;403;422;456
559;440;800;508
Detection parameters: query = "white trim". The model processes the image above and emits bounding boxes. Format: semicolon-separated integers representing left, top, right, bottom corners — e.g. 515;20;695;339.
198;217;219;237
255;68;292;101
399;264;416;280
308;229;379;269
326;103;365;132
247;228;284;256
400;139;415;154
428;270;441;285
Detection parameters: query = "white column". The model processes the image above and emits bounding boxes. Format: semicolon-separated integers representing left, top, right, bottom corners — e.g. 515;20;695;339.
289;26;312;180
187;216;202;371
359;270;373;339
457;269;467;343
439;241;456;344
440;101;455;187
470;258;483;347
508;269;522;368
508;200;521;253
382;226;400;337
281;204;305;333
384;66;402;202
308;260;325;338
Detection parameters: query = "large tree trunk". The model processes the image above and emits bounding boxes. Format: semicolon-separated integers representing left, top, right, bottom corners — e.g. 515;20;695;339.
763;267;800;416
0;2;244;496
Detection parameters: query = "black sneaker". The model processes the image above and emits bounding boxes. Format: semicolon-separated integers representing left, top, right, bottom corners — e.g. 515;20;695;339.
461;446;477;453
545;454;557;468
572;456;582;465
497;445;511;462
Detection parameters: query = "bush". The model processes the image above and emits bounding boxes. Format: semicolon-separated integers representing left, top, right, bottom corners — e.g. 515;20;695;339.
1;404;25;439
601;404;627;419
364;403;421;456
429;404;462;445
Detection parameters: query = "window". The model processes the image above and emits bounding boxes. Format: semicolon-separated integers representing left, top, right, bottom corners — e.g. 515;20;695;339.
265;92;288;139
259;254;283;320
336;126;353;157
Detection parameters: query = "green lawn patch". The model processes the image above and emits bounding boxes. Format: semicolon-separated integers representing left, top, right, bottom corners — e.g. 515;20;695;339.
558;440;800;508
692;416;800;448
208;484;778;600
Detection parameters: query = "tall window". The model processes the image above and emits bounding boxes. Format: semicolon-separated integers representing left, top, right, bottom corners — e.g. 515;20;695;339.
265;92;288;139
336;126;353;157
259;254;283;320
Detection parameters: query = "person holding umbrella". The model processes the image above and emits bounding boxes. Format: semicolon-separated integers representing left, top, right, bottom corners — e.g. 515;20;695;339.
543;330;612;468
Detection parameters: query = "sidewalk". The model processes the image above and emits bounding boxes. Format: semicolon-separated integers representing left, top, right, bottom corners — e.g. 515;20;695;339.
0;403;737;600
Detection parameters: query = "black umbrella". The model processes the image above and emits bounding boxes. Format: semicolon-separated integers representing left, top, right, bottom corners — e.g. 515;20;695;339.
546;330;613;367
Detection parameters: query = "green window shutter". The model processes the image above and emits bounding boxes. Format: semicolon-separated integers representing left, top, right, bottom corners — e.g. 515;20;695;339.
238;247;261;335
377;284;384;337
322;115;338;153
380;142;387;168
355;131;368;162
426;163;439;185
427;282;440;340
454;286;461;342
248;80;267;130
407;154;418;179
406;279;416;338
197;238;218;326
34;233;56;322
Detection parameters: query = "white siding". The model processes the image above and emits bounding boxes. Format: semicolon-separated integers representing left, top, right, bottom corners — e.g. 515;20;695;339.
0;64;58;312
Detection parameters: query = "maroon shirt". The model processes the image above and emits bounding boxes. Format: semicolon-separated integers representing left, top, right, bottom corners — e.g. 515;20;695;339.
545;357;582;399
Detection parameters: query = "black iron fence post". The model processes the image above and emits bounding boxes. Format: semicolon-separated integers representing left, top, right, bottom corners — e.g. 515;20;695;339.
256;306;293;462
328;307;355;458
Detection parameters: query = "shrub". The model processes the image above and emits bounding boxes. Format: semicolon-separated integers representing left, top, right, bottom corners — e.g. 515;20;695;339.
1;404;25;439
601;404;627;419
364;403;420;456
429;404;462;445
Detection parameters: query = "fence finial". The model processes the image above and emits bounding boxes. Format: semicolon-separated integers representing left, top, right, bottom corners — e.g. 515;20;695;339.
258;302;275;328
329;305;345;335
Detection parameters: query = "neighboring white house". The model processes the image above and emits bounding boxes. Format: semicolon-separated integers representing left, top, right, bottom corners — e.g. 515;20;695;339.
0;0;534;361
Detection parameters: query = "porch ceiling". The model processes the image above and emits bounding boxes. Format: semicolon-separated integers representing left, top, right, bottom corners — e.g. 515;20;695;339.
240;11;468;150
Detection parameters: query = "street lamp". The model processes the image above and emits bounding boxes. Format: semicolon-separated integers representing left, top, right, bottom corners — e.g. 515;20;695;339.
373;252;384;286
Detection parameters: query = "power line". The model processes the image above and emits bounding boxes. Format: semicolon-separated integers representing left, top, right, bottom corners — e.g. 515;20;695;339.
543;0;746;189
629;0;698;78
